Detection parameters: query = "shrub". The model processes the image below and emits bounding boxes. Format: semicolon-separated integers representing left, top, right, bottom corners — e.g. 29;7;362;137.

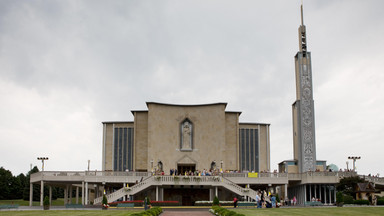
353;199;369;205
343;195;354;204
275;193;280;203
102;194;108;206
377;198;384;205
43;196;50;206
131;207;162;216
211;206;246;216
213;196;220;206
336;191;344;204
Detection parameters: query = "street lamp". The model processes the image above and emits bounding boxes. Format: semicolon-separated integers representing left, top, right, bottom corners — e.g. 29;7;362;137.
220;160;223;169
348;156;361;172
37;157;49;171
150;160;153;172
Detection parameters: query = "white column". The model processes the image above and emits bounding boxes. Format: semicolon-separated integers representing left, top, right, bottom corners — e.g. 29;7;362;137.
324;185;327;204
319;185;322;203
309;185;312;201
69;185;73;204
156;186;159;201
209;188;214;201
64;186;68;205
160;188;164;201
333;186;336;204
49;186;52;205
314;185;317;199
40;180;44;206
76;187;79;204
215;186;218;197
29;183;33;206
304;185;307;203
328;186;331;205
85;182;89;205
284;184;288;200
81;182;85;205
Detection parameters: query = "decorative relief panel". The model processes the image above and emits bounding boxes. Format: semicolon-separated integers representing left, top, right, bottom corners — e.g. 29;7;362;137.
300;62;315;171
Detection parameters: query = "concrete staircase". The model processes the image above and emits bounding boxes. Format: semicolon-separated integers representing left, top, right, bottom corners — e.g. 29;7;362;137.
94;175;155;204
94;175;257;204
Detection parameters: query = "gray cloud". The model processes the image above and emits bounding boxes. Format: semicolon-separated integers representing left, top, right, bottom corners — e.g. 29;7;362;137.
1;0;383;176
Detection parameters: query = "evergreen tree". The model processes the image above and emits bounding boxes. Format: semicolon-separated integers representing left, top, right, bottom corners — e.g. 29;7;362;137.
0;167;13;199
23;166;41;201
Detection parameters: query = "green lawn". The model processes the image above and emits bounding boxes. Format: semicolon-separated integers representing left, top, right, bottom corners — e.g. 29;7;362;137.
233;207;384;216
0;210;142;216
0;198;78;206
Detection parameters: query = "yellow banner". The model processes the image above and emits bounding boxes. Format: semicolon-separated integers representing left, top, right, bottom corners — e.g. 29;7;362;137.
248;172;258;178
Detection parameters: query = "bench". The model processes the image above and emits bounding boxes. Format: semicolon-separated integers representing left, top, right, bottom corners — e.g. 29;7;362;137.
237;202;255;207
65;204;84;208
116;203;135;208
0;204;19;209
304;201;323;206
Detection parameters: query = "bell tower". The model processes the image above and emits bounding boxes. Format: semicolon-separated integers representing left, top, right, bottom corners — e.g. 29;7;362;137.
292;4;317;173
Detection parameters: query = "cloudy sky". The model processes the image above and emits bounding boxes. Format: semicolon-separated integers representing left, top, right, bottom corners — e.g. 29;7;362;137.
1;0;383;176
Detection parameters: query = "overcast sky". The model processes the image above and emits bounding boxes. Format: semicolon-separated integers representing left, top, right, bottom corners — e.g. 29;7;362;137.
1;0;383;176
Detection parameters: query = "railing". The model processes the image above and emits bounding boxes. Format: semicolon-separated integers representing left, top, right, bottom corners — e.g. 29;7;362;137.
31;171;152;182
222;172;288;178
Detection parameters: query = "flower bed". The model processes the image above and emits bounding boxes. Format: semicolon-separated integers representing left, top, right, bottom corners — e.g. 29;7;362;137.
109;200;180;207
195;200;234;206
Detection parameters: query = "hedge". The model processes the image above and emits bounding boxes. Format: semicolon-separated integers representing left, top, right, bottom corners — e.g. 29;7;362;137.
130;207;162;216
377;198;384;205
211;206;245;216
343;195;354;204
353;200;369;205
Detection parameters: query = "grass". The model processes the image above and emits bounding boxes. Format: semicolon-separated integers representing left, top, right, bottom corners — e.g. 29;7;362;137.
233;207;384;216
0;198;78;206
0;210;143;216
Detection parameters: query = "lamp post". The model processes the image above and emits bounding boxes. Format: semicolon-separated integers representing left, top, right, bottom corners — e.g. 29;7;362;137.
150;160;153;172
37;157;49;171
220;160;223;169
348;156;361;172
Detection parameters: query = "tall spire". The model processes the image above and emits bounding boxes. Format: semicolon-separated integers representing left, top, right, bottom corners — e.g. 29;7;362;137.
292;2;317;173
298;2;307;52
301;3;304;26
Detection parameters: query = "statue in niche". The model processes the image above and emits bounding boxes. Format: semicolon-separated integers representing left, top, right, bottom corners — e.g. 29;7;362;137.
181;120;192;150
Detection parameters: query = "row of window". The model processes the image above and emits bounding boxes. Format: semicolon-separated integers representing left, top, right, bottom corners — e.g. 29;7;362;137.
240;128;259;172
112;128;260;172
113;128;134;171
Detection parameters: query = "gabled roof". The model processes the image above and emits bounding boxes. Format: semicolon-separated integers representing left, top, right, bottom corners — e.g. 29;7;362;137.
356;182;376;192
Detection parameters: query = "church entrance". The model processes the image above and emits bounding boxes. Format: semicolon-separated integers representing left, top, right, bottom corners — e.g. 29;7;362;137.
177;164;195;175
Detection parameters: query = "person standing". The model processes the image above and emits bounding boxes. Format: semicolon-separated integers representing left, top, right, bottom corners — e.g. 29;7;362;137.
233;197;238;208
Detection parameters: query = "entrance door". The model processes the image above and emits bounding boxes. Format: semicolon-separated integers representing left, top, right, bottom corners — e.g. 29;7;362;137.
177;164;196;175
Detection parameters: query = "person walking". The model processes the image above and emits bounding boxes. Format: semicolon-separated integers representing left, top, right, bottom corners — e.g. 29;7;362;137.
233;197;238;208
256;193;261;208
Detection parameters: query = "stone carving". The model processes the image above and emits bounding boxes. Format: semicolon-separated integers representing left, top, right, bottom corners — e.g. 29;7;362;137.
300;62;315;171
181;120;192;150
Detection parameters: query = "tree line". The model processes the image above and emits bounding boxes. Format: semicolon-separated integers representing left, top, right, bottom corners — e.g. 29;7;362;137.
0;166;65;201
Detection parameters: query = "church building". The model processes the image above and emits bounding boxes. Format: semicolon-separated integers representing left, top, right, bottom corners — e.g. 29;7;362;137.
102;102;271;176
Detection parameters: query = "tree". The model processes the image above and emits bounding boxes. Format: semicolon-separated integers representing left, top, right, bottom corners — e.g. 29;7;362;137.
336;176;365;197
23;166;41;201
0;167;13;199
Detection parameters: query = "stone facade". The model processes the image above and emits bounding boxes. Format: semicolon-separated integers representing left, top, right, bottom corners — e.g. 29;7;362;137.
102;102;270;173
